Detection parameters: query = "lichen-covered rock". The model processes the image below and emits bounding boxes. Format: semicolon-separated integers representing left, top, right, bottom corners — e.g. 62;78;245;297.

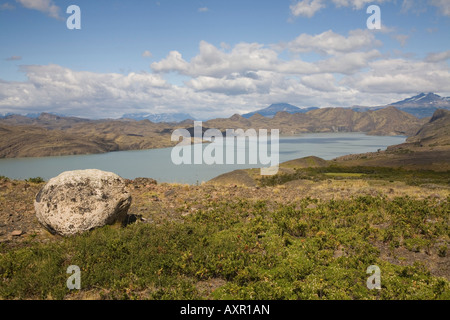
34;169;131;236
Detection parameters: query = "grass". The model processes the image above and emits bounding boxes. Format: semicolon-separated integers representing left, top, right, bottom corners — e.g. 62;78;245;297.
25;177;45;184
260;166;450;187
0;195;448;300
324;173;366;178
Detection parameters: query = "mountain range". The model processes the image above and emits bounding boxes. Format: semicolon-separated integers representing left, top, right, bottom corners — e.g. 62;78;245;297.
204;106;427;136
244;93;450;120
2;93;448;123
391;92;450;107
121;112;195;123
352;92;450;118
241;103;318;118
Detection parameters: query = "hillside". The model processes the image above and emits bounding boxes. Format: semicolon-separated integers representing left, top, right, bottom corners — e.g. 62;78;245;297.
206;106;426;136
1;167;448;300
0;124;119;158
335;108;450;170
0;118;176;158
0;107;428;158
404;109;450;148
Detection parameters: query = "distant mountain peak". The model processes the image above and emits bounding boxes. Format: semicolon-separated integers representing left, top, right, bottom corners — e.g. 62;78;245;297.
375;92;450;119
392;92;445;106
229;114;244;121
242;103;318;119
38;112;61;121
121;112;195;123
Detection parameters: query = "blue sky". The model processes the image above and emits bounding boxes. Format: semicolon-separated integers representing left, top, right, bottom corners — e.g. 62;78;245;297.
0;0;449;119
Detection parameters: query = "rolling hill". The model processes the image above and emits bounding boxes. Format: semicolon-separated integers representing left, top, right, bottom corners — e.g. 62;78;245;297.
206;106;426;136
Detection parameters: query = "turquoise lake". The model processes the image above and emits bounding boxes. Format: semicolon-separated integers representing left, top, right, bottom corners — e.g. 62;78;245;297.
0;133;406;184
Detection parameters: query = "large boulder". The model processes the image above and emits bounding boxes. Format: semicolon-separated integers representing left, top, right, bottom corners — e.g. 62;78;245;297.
34;169;132;236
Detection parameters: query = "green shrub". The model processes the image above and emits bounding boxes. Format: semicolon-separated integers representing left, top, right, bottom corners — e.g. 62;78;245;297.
26;177;45;184
438;245;447;257
0;196;448;300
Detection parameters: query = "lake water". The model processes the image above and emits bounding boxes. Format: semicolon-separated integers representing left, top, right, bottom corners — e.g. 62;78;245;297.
0;133;406;184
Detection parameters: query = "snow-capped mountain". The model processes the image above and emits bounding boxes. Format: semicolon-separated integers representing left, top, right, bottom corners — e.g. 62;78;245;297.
391;93;449;107
388;93;450;118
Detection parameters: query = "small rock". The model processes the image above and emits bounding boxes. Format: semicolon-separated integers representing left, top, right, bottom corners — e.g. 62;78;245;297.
306;203;318;209
134;177;157;186
11;230;23;236
165;190;175;197
333;246;345;258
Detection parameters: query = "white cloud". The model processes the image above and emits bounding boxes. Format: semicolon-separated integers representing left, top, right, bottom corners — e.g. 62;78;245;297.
152;41;280;78
341;59;450;93
0;3;15;10
290;0;448;19
187;75;260;95
198;7;209;12
0;65;172;118
15;0;61;19
151;30;382;82
430;0;450;16
290;0;391;18
142;51;153;58
401;0;415;12
401;0;450;15
151;51;190;74
392;34;410;47
5;56;22;61
316;50;382;74
301;73;340;92
287;29;380;55
290;0;325;17
331;0;390;10
425;50;450;62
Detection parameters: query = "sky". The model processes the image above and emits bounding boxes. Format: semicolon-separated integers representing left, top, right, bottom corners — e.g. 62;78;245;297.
0;0;449;119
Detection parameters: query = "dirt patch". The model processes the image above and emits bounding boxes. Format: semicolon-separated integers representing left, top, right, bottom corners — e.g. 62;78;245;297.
375;241;450;280
195;278;227;298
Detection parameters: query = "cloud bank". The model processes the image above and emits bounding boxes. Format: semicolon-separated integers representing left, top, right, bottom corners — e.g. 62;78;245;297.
0;29;449;119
